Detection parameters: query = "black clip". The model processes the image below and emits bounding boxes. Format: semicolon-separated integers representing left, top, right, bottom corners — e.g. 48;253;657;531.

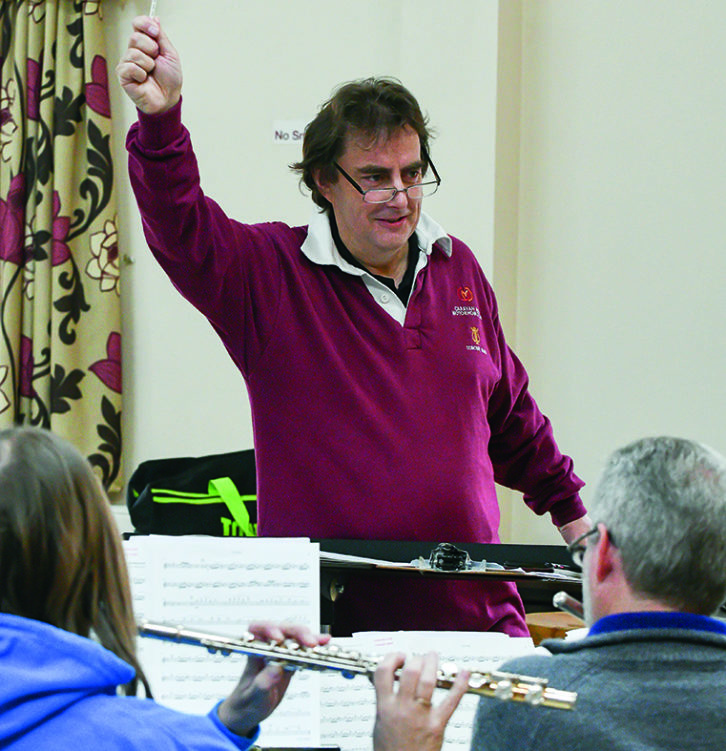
428;543;471;571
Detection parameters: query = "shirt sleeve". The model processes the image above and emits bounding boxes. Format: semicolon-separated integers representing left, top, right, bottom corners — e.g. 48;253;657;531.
481;276;587;526
206;701;261;751
124;100;284;377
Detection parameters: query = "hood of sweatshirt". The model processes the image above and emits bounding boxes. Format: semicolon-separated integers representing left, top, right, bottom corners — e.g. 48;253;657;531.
0;613;134;745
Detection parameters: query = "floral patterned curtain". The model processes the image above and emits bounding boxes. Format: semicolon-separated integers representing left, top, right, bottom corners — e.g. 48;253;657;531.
0;0;122;490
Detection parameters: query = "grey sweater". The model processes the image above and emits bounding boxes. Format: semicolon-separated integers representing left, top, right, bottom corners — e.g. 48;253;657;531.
471;621;726;751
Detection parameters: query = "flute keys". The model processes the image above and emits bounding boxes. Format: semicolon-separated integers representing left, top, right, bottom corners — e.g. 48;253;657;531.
439;660;458;677
493;679;514;701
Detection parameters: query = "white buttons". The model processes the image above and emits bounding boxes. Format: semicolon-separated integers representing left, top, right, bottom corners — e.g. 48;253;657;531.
361;277;406;324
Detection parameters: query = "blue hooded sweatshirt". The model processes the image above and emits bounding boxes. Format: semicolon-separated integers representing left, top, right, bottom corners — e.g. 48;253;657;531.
0;613;258;750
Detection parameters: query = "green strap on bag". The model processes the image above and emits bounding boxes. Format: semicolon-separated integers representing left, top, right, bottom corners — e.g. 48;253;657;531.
208;477;257;537
146;477;257;537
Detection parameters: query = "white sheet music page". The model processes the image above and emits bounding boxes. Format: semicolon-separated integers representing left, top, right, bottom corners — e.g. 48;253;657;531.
123;535;321;747
319;630;538;751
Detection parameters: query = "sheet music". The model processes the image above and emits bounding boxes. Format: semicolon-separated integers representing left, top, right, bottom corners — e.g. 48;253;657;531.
319;631;538;751
124;536;542;750
320;550;416;567
124;535;321;747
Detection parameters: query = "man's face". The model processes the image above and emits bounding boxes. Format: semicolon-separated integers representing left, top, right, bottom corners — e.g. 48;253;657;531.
317;125;425;276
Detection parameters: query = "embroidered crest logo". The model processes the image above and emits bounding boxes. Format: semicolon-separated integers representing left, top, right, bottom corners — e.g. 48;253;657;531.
458;286;474;302
470;326;481;346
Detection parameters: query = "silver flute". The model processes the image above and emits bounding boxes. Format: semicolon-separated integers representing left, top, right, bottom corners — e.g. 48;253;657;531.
553;591;585;620
137;621;577;710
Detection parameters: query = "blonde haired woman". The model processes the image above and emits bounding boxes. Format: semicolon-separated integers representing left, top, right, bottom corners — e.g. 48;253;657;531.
0;427;327;750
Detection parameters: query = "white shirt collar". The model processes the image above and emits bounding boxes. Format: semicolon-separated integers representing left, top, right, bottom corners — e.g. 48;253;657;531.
300;209;452;273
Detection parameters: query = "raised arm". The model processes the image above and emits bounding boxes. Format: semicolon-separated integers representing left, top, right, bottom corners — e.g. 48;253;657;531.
116;15;182;115
117;14;292;379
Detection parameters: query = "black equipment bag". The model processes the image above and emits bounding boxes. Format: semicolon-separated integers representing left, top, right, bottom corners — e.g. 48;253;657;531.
126;449;257;537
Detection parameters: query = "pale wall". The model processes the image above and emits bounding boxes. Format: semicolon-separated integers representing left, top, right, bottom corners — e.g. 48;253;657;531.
504;0;726;543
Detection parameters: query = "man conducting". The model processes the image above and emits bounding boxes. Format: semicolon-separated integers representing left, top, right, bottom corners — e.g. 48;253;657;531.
372;436;726;750
117;15;590;635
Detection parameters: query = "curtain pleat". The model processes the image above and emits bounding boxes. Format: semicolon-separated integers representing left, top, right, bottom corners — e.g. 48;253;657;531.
0;0;122;490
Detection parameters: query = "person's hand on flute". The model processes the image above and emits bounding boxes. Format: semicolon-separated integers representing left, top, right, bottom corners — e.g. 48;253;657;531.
373;652;469;751
217;622;330;738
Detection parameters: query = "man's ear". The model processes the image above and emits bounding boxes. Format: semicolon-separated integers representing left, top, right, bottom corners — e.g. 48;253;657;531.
593;524;617;584
313;168;334;203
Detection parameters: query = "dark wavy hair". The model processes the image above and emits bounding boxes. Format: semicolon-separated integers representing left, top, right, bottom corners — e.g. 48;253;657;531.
0;427;151;697
291;77;433;211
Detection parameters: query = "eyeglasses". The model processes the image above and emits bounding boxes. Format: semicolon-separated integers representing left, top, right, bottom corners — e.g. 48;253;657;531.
566;527;599;569
567;525;619;569
333;154;441;204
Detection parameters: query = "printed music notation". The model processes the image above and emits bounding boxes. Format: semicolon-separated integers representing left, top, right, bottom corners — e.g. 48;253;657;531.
123;536;322;747
317;631;539;751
